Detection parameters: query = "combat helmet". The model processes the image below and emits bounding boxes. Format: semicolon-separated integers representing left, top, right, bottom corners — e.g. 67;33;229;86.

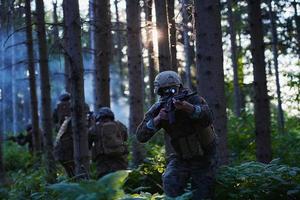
154;71;182;95
96;107;115;121
59;92;71;102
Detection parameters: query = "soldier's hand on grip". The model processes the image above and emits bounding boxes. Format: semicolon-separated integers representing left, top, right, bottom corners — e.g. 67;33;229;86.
173;99;194;113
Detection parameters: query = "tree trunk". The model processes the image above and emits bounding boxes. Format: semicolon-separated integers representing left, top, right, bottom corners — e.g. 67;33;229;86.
94;0;111;108
62;5;71;92
145;0;156;104
228;0;242;117
154;0;171;72
25;0;41;153
267;0;285;134
63;0;90;178
154;0;175;157
52;1;59;46
0;3;6;185
194;0;228;165
293;0;300;57
182;0;195;89
248;0;272;163
167;0;177;72
114;0;125;96
89;0;96;107
0;130;5;185
126;0;145;167
35;0;56;182
10;9;17;134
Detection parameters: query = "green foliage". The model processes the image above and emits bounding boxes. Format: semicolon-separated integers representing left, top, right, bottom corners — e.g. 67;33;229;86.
49;170;129;200
227;112;256;163
3;141;32;172
125;144;165;194
7;167;56;200
216;160;300;199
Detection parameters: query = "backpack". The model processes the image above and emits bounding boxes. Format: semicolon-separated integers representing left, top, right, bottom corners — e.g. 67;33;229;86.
94;121;127;157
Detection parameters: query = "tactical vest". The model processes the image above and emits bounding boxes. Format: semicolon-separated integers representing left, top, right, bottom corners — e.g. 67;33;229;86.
94;121;127;157
171;125;216;159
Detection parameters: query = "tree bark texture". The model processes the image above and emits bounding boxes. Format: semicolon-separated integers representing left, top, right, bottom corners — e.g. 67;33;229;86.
114;0;125;96
35;0;56;182
155;0;172;72
267;0;285;134
145;0;156;104
25;0;42;152
194;0;228;165
63;0;90;178
94;0;111;108
62;4;71;92
182;0;195;89
167;0;177;72
126;0;145;167
248;0;272;163
228;0;242;117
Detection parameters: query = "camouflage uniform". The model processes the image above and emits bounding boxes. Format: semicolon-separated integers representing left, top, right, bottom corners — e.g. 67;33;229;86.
136;71;218;200
53;93;90;177
89;107;128;178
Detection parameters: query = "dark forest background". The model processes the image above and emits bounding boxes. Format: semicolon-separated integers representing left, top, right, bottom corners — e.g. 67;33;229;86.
0;0;299;199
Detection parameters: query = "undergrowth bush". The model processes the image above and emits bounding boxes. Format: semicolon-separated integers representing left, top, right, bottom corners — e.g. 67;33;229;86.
216;160;300;199
3;141;32;172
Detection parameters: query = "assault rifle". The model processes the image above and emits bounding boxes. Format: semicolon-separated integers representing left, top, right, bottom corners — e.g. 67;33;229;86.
158;90;197;124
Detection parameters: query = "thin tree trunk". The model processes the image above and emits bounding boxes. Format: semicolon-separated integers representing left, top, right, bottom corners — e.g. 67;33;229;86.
155;0;171;71
154;0;175;157
25;0;41;153
89;0;96;107
182;0;195;89
228;0;242;117
237;23;246;111
94;0;111;108
145;0;156;104
52;0;59;46
0;3;6;185
63;0;90;178
62;5;71;93
10;11;17;134
114;0;125;96
167;0;177;72
0;129;5;185
267;0;285;134
194;0;228;165
126;0;145;167
293;1;300;57
248;0;272;163
35;0;56;182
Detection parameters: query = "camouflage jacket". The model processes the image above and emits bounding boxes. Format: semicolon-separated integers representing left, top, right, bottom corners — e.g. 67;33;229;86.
136;89;215;158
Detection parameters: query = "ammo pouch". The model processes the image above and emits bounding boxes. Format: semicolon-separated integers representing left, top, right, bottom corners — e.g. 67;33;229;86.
172;125;216;159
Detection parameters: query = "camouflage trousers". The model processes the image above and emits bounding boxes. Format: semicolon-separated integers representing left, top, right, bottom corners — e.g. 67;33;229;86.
60;160;75;178
95;154;128;179
162;141;218;200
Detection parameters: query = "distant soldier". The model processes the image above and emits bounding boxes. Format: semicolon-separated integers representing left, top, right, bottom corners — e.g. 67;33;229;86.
136;71;218;199
53;92;90;177
8;124;42;154
53;92;72;132
89;107;128;178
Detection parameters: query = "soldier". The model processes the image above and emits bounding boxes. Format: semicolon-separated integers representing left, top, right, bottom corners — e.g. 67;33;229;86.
53;92;90;177
53;92;72;132
136;71;218;199
89;107;128;178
